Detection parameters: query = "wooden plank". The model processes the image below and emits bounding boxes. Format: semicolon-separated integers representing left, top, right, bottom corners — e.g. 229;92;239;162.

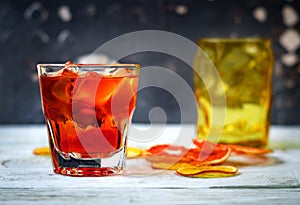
1;187;300;205
1;125;300;204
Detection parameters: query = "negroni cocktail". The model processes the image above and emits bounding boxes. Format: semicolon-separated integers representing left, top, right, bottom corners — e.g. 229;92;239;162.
38;63;139;176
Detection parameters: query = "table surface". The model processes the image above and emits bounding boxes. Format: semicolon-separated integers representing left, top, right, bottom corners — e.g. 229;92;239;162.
1;124;300;204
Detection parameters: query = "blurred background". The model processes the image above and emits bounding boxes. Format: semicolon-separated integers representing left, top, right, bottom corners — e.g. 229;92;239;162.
0;0;299;124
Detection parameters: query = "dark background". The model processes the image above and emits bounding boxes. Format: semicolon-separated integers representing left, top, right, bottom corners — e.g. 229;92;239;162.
0;0;299;124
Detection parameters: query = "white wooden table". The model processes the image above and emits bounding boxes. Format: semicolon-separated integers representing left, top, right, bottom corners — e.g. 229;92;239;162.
1;124;300;204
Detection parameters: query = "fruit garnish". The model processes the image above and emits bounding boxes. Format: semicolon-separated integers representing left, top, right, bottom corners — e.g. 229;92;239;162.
127;147;143;159
138;138;272;178
188;147;231;166
190;172;237;178
192;138;273;155
144;144;189;163
176;165;238;178
144;144;188;156
33;147;50;156
224;144;273;155
144;142;231;165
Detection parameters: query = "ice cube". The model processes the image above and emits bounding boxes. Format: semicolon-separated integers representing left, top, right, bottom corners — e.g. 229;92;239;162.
221;47;250;73
110;77;138;118
103;67;117;76
51;77;73;103
103;67;131;77
64;64;79;73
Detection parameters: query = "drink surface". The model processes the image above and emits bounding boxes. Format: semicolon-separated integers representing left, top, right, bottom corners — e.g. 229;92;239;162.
39;67;138;159
194;39;273;147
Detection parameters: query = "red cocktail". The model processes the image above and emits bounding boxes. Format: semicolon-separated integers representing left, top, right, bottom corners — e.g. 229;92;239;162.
37;63;139;176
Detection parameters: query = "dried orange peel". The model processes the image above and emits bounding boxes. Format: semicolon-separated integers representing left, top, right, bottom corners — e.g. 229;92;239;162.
190;148;231;166
192;138;273;155
127;147;143;159
144;144;190;163
143;142;232;165
225;144;273;155
33;147;50;156
188;172;237;178
144;139;272;178
176;165;238;178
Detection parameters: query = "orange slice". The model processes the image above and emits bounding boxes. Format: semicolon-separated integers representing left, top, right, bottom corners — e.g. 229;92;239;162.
193;138;273;155
144;144;189;163
189;147;231;166
144;144;188;156
189;172;237;178
225;144;273;155
176;165;238;178
33;147;50;156
144;142;231;165
127;147;143;159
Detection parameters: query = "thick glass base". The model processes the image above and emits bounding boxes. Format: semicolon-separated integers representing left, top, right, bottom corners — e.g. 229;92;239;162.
197;125;269;147
51;147;126;177
54;167;123;177
218;135;268;147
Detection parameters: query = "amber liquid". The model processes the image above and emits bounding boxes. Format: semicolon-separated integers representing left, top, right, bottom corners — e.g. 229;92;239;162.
39;67;138;175
194;38;273;147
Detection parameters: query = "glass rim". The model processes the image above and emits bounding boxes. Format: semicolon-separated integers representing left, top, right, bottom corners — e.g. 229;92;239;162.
197;37;271;43
37;63;140;68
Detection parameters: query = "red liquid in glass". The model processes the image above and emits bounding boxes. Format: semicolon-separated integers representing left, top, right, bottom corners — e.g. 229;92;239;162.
39;67;138;169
